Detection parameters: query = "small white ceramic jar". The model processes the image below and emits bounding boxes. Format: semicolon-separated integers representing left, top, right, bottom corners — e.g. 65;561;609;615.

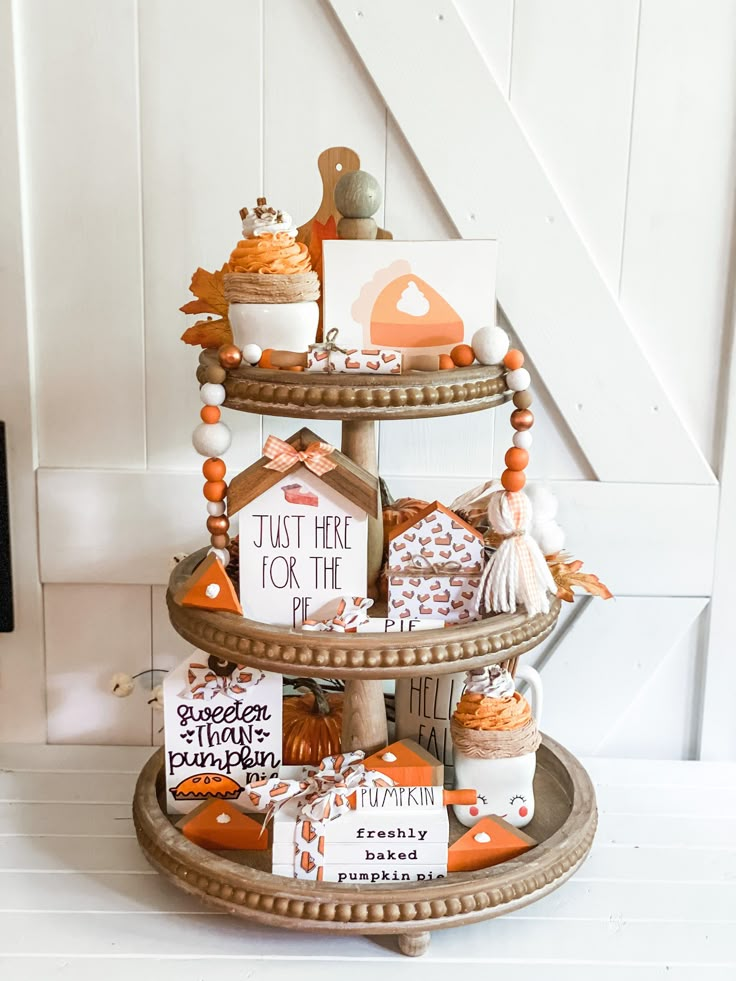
452;665;543;830
229;301;319;354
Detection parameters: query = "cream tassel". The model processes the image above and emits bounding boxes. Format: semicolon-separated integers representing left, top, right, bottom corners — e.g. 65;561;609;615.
477;489;556;617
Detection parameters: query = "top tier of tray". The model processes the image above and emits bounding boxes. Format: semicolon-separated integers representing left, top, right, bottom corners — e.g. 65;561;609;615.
198;350;510;422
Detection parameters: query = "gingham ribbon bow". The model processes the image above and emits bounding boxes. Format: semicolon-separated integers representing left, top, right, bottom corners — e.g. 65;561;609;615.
263;435;337;476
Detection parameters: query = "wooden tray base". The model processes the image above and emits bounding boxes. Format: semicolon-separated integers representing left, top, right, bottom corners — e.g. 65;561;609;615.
133;735;597;957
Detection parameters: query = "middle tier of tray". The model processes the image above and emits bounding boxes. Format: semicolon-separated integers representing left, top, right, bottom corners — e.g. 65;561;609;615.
198;350;510;421
169;549;560;679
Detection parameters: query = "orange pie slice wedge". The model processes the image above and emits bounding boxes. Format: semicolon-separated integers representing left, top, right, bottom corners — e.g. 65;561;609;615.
177;553;242;615
176;800;268;851
370;274;464;348
362;738;444;787
447;815;535;872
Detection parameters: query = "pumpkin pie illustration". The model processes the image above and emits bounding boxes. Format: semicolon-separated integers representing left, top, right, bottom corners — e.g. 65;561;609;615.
369;274;464;347
170;772;244;801
281;482;319;507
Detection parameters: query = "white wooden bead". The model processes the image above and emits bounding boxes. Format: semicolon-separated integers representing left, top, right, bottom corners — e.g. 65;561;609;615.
471;325;510;365
506;367;531;392
513;431;533;450
241;343;263;365
208;547;230;566
192;421;232;457
207;500;226;516
200;382;226;406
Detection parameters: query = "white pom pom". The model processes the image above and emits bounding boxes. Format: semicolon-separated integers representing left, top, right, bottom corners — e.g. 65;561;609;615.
207;500;226;516
200;383;226;406
506;367;531;392
513;431;533;450
208;547;230;566
535;520;565;555
471;325;510;365
526;484;558;523
242;343;263;365
192;421;232;457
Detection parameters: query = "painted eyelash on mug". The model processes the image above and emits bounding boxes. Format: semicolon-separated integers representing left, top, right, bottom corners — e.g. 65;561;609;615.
477;794;488;804
509;794;526;806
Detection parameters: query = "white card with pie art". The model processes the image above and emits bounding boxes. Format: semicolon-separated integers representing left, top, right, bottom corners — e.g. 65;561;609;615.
163;650;282;814
322;239;497;353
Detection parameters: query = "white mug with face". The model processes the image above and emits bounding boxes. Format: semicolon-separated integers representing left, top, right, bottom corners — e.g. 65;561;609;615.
452;665;543;830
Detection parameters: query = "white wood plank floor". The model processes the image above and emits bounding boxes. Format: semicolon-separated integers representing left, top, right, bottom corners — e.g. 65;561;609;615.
0;746;734;979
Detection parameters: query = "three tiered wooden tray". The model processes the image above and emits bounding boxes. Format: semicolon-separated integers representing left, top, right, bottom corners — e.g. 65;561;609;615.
133;356;597;957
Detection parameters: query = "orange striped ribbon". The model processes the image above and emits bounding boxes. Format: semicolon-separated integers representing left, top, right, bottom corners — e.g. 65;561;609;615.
263;435;337;476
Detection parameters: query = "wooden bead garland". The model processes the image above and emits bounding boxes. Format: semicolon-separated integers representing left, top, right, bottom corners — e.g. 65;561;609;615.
500;352;534;493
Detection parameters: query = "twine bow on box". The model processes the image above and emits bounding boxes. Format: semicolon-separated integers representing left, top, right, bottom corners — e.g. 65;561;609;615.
263;435;337;476
389;553;483;578
248;751;393;880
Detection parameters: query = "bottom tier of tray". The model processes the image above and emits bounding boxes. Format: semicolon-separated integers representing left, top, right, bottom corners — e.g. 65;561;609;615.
133;735;597;957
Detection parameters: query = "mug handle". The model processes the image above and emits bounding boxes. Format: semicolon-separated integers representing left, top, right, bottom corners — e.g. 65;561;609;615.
515;665;543;728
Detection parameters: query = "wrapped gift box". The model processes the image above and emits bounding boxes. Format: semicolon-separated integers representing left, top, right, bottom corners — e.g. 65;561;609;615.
307;344;402;374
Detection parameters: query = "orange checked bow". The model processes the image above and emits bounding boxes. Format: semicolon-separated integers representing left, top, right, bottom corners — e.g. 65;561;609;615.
263;435;337;476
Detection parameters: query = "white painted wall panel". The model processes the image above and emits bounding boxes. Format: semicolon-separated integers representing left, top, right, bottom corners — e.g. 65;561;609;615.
138;0;263;470
14;0;146;468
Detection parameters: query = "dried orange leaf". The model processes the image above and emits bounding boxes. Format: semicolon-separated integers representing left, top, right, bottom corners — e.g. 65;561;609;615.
181;317;232;349
180;264;230;318
547;552;613;603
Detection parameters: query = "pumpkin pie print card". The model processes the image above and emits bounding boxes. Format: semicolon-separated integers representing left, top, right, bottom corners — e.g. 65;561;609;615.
322;240;497;354
163;650;282;814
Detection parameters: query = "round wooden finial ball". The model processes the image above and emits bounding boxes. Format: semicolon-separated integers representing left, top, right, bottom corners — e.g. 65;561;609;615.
241;343;263;365
202;457;226;481
218;344;242;369
501;468;526;492
207;514;230;535
211;533;230;550
207;500;225;516
205;364;227;384
450;343;475;367
505;446;529;471
200;382;226;406
200;405;221;424
471;325;510;365
506;367;531;392
513;390;533;410
510;408;534;431
513;430;533;450
504;349;525;371
203;479;227;503
192;421;232;457
334;170;383;219
438;354;455;370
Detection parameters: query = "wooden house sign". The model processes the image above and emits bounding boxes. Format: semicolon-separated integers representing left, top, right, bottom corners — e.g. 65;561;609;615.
227;428;379;627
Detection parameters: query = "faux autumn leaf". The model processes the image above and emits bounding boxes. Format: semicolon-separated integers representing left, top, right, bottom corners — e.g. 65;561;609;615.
180;264;232;348
547;552;613;604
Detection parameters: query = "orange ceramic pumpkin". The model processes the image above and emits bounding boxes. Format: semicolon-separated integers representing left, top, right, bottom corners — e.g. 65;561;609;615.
282;679;344;765
382;497;429;547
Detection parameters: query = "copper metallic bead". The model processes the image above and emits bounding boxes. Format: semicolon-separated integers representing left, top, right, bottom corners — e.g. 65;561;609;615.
513;390;533;410
205;364;227;384
510;408;534;431
207;515;230;535
211;533;230;550
218;344;243;369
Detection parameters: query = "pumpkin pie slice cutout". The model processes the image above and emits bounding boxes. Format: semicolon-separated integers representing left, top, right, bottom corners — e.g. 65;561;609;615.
177;553;242;615
447;816;535;872
370;274;464;348
363;738;444;787
171;772;244;802
176;800;268;851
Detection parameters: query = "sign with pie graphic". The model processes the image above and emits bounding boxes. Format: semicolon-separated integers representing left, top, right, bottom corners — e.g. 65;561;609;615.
322;239;497;353
163;650;282;814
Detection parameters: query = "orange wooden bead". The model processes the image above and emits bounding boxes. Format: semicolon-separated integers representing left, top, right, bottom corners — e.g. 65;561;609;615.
501;468;526;492
207;514;230;535
505;447;529;471
258;348;274;368
200;405;221;424
438;354;455;370
450;344;475;367
510;408;534;431
211;533;230;549
203;479;227;502
202;457;226;481
218;344;242;369
504;349;525;370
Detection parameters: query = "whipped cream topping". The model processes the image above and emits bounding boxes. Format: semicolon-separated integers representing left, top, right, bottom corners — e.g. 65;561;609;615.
215;812;231;824
381;752;398;762
396;280;430;317
205;583;221;599
241;200;296;239
474;832;491;843
464;665;516;700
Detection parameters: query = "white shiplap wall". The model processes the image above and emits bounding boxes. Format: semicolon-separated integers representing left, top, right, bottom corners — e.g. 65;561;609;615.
2;0;735;756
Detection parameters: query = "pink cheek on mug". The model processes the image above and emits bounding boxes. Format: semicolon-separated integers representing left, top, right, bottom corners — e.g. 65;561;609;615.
519;805;528;818
469;806;479;817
